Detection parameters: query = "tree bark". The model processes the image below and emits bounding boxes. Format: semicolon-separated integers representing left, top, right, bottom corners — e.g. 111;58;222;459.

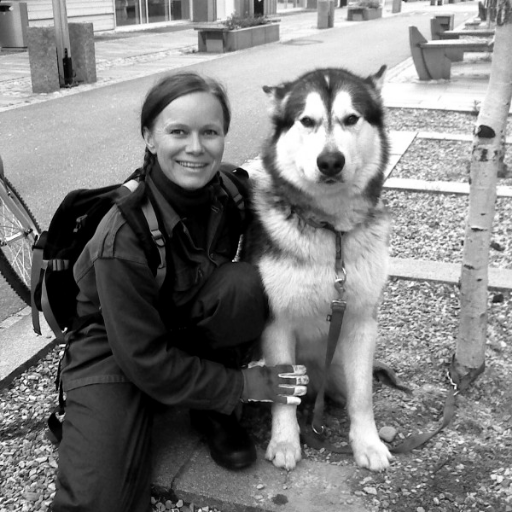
454;4;512;377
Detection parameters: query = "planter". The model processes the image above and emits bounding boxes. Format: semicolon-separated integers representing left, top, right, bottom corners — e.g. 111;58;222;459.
195;23;280;53
347;6;382;21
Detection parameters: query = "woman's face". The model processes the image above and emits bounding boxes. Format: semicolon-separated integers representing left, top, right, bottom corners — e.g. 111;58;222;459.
143;92;225;190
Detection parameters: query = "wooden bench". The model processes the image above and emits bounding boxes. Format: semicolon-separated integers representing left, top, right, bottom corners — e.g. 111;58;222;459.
409;25;494;80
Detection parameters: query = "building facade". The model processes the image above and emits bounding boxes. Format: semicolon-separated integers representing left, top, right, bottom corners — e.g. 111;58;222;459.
21;0;278;33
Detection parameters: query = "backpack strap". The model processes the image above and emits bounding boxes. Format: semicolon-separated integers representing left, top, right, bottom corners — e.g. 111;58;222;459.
41;260;67;344
140;196;166;289
219;169;245;224
31;232;69;343
123;179;167;289
31;231;47;336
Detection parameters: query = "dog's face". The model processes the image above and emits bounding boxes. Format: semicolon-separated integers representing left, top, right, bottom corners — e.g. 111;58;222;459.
263;66;389;198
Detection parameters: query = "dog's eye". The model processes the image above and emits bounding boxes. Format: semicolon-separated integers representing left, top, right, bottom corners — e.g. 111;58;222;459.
300;116;315;128
345;115;360;126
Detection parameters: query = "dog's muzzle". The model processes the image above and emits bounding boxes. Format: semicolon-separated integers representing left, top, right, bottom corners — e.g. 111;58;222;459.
317;149;345;182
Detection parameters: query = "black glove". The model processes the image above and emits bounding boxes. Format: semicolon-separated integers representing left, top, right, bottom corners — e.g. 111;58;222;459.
241;364;309;405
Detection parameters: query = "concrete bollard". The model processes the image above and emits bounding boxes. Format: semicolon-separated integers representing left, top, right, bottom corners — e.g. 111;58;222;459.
317;0;335;29
27;27;60;94
68;23;97;84
27;23;97;93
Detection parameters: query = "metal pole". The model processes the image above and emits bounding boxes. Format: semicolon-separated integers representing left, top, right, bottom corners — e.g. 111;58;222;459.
52;0;72;86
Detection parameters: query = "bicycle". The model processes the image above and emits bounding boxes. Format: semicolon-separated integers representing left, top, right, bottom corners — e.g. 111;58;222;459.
0;154;41;305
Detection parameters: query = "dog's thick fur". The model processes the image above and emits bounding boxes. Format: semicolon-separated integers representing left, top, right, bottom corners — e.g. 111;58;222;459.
242;66;392;471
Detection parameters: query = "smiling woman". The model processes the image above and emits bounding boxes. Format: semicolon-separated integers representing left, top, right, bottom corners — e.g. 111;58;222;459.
142;92;226;190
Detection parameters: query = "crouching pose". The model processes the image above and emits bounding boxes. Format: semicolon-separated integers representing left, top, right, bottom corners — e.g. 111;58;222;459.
51;72;308;512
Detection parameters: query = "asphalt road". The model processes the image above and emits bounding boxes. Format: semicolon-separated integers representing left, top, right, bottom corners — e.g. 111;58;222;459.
0;8;473;320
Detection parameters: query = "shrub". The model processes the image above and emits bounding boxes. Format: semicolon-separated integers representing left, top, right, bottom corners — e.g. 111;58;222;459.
353;0;381;7
222;14;270;30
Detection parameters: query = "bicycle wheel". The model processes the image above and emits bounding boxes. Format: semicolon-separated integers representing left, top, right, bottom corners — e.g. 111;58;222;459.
0;176;41;305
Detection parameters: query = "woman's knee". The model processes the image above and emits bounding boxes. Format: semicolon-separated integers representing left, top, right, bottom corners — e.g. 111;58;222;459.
217;262;267;303
190;262;269;345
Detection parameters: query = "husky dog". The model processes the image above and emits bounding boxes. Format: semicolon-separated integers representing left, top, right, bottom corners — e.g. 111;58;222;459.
242;66;392;471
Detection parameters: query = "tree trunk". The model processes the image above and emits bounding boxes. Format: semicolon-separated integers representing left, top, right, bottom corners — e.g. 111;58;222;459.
454;4;512;377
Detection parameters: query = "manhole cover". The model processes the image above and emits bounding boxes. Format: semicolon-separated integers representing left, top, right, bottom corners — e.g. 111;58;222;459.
282;39;322;46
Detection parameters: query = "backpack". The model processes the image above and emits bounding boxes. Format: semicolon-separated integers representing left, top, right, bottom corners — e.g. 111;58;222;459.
31;166;246;343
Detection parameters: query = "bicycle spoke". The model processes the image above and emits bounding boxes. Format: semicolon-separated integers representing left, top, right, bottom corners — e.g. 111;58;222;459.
0;167;41;305
0;197;35;287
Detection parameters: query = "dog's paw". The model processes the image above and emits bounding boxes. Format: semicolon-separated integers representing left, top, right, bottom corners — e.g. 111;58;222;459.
265;438;302;470
351;432;392;471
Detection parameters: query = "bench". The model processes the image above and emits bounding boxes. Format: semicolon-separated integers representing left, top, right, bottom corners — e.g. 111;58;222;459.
409;25;494;80
194;25;230;53
430;17;494;40
194;23;280;53
429;18;494;61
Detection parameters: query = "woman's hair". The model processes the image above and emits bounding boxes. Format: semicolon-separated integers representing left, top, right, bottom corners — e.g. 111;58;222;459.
140;72;231;175
141;72;231;135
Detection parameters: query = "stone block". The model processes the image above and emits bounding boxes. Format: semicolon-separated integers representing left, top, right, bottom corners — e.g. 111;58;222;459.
152;407;202;493
27;27;60;94
173;447;368;512
69;23;97;84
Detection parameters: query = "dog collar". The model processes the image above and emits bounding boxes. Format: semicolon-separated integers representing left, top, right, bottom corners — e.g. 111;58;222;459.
289;205;345;273
289;205;340;233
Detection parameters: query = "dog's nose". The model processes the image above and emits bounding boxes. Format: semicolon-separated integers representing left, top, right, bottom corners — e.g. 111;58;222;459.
317;150;345;176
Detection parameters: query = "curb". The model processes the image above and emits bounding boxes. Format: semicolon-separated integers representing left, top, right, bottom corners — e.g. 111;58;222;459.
0;309;55;389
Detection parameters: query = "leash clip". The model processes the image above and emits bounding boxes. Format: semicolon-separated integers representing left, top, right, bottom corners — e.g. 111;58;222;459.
312;423;325;436
446;370;460;396
334;267;347;294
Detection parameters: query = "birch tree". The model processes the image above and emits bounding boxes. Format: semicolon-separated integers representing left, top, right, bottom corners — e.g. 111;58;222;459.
454;0;512;378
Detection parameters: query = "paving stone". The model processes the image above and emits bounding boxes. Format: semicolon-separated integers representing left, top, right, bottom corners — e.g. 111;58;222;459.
390;257;512;291
172;446;368;512
384;177;512;197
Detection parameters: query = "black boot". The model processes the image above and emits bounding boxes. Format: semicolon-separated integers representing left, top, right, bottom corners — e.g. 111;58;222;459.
190;409;257;470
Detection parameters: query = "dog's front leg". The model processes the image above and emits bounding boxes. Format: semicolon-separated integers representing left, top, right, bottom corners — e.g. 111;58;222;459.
262;319;302;470
338;314;392;471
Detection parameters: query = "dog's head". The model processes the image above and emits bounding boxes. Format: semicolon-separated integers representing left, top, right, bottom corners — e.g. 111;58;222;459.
262;66;389;201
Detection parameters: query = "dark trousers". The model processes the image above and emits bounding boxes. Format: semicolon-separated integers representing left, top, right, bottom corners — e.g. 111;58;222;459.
52;262;267;512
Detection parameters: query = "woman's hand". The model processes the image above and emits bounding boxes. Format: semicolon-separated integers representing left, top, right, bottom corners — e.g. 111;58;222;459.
241;364;309;405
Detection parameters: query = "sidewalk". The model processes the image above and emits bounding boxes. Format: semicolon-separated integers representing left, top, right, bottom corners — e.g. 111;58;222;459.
0;1;493;112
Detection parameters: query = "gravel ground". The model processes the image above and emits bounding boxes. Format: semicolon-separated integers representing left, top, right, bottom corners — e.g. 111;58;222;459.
1;107;511;512
390;138;512;187
385;193;512;269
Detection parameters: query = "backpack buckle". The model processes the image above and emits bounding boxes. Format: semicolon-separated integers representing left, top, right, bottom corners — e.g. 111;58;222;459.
74;215;87;233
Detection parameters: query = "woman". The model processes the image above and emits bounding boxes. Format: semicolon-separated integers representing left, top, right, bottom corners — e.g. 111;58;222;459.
51;72;308;512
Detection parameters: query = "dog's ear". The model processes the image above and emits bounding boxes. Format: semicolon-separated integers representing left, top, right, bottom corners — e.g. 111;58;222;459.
262;84;288;100
367;65;387;93
263;84;289;115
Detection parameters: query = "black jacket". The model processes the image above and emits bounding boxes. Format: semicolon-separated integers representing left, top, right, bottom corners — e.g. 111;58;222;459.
61;165;251;415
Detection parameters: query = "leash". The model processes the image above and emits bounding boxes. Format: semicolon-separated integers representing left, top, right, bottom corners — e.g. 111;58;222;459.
390;356;485;454
289;206;486;456
287;207;349;436
312;230;347;436
301;355;485;455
